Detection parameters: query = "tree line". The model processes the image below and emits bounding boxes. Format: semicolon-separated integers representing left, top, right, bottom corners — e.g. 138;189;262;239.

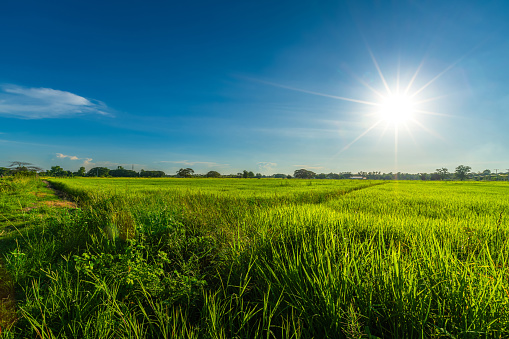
2;162;508;181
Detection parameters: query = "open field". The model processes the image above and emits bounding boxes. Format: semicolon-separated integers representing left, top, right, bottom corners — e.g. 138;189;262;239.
1;177;508;338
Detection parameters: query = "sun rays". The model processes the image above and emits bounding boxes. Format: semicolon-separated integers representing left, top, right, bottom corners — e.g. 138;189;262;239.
247;48;467;159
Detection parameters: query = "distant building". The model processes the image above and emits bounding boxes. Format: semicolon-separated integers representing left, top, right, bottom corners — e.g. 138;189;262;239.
350;176;367;180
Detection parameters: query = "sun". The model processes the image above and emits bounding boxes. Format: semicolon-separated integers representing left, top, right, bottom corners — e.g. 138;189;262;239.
252;46;455;155
378;93;415;125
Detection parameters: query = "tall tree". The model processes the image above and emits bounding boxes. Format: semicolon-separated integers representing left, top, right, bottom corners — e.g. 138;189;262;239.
49;166;66;177
294;169;316;179
177;168;194;178
77;166;86;176
206;170;221;178
455;165;471;181
87;167;110;177
436;168;449;180
8;161;42;173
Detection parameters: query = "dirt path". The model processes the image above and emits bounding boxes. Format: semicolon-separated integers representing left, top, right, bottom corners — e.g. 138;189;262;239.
42;180;76;202
31;180;77;210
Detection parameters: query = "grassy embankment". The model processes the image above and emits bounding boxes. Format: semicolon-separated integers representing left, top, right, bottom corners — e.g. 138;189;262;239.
0;177;508;338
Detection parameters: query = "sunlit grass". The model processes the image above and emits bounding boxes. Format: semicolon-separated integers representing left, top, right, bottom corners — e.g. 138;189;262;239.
1;177;508;338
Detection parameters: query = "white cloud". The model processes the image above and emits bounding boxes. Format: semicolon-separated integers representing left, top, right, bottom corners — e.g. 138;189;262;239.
55;153;94;168
56;153;79;160
0;84;113;119
159;160;227;167
257;162;277;173
83;158;93;167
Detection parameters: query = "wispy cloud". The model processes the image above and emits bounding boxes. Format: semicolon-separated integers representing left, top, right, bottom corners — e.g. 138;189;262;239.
83;158;94;167
0;84;113;119
257;162;277;173
55;153;93;167
159;160;228;167
56;153;79;160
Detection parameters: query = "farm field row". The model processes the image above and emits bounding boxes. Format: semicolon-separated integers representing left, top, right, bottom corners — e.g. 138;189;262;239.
1;177;508;338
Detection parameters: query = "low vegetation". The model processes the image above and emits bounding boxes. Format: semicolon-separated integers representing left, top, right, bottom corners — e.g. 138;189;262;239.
0;176;508;338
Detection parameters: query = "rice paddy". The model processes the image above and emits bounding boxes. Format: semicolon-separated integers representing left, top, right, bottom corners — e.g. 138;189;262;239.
0;176;508;338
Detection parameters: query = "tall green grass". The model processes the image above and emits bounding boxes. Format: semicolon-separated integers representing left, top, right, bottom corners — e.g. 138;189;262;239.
1;177;508;338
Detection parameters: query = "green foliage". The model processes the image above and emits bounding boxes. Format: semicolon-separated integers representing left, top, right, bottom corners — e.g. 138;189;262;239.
110;166;138;177
140;169;165;177
205;170;221;178
1;177;509;337
0;167;11;176
86;167;110;177
177;168;194;178
455;164;472;181
76;166;86;176
294;168;316;179
435;167;449;180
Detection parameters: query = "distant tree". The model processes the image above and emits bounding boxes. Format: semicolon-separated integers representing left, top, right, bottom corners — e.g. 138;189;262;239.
206;170;221;178
430;173;441;181
286;175;292;179
77;166;86;176
248;171;255;178
418;173;428;181
87;167;110;177
110;166;138;177
316;173;327;179
8;161;42;173
177;168;194;178
455;165;471;181
436;168;449;180
382;172;394;180
482;169;491;180
140;170;165;177
327;172;340;180
255;173;262;179
366;171;382;180
48;165;66;177
340;172;352;179
294;169;316;179
273;173;287;179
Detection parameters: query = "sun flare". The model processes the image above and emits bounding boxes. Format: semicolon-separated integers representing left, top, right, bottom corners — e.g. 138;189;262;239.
378;93;415;125
254;47;455;155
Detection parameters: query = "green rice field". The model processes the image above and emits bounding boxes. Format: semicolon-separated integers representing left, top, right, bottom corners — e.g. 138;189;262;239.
1;177;508;338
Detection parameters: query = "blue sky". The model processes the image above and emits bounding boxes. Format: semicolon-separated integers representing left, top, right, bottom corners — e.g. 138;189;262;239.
1;0;509;175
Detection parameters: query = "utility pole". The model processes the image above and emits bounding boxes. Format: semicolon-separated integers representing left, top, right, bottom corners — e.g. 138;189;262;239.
507;169;509;181
495;169;499;181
